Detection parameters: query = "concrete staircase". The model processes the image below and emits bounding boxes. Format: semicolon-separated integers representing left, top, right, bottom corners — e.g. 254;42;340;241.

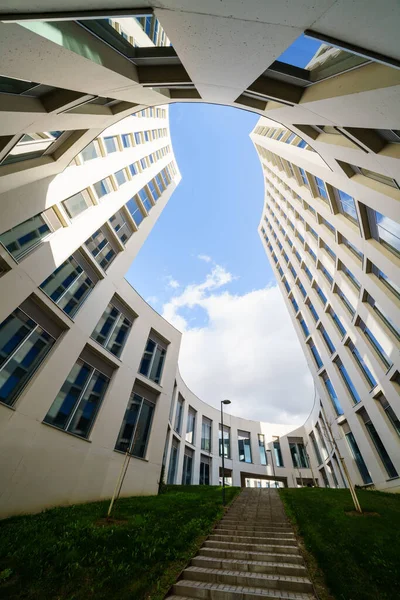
166;488;316;599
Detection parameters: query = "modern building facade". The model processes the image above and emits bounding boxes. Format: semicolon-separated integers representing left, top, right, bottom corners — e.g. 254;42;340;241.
0;2;399;516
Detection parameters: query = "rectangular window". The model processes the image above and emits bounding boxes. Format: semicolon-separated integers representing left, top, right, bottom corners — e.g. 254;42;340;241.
167;437;179;484
219;425;231;458
299;316;310;337
40;254;96;317
138;188;152;212
335;357;360;404
310;431;322;465
148;181;159;202
321;372;344;415
336;189;359;224
319;263;333;285
258;434;267;466
315;177;328;200
335;286;355;316
298;168;308;186
186;407;196;444
315;284;327;306
364;293;400;342
104;136;117;153
182;447;194;485
319;325;336;354
358;318;392;369
115;169;127;186
199;455;211;485
91;302;133;358
358;408;398;479
340;263;360;290
44;358;109;439
328;307;346;338
126;198;144;227
81;141;99;162
308;301;319;322
109;209;133;245
85;228;118;271
63;190;93;218
345;430;372;484
0;213;52;261
238;430;252;463
115;391;155;457
341;236;363;261
290;295;299;313
174;395;184;433
0;307;55;406
347;340;376;388
93;178;113;199
309;341;323;369
121;133;131;148
370;263;400;300
290;441;309;468
321;217;335;234
129;163;138;177
139;335;167;384
376;395;400;438
298;282;307;298
201;417;212;452
273;440;284;467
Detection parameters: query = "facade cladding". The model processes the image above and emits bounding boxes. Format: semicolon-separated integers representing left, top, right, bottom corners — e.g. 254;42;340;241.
0;2;399;516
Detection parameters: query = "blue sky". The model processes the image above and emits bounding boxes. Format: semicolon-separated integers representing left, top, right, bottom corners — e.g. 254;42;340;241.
126;103;274;308
125;103;314;425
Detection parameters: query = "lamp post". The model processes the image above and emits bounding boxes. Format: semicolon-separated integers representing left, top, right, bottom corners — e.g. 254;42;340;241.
266;449;277;488
220;399;231;506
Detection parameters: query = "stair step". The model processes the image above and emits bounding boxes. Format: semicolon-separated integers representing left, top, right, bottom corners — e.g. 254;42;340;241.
173;579;315;599
199;547;304;565
217;524;293;532
192;555;307;577
204;540;300;555
215;529;295;540
209;534;297;546
182;566;313;594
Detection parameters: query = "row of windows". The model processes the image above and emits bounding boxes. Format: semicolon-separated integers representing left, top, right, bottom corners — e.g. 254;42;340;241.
254;125;309;150
0;131;65;167
77;126;169;164
110;17;170;48
0;162;174;266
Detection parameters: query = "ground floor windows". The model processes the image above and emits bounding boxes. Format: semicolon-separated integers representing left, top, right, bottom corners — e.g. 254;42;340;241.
44;357;109;439
0;306;55;406
289;440;309;468
344;426;372;485
167;437;180;484
273;440;284;467
200;455;211;485
182;446;194;485
258;434;267;465
115;391;155;457
358;408;398;479
201;417;212;452
219;424;231;458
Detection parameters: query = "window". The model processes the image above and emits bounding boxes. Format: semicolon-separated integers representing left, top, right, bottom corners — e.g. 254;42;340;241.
167;438;179;484
0;212;53;261
309;341;323;369
40;254;96;317
369;210;400;257
335;357;360;404
104;136;117;153
91;302;133;358
310;431;322;465
289;440;309;468
321;372;343;415
307;246;317;263
345;429;372;484
364;293;400;341
0;307;55;406
320;467;330;487
358;318;392;369
201;417;212;452
138;188;152;213
115;390;155;457
121;134;131;148
319;325;335;354
290;296;299;313
315;421;329;458
315;284;327;306
258;434;267;465
298;282;307;298
286;133;296;144
315;177;328;200
341;236;363;261
283;278;290;293
148;181;159;202
129;163;138;177
109;209;133;245
186;407;196;444
139;335;167;384
370;263;400;300
93;178;113;199
44;358;109;438
85;228;117;271
199;455;211;485
273;440;284;467
1;131;64;165
355;166;399;189
340;263;360;290
347;340;376;388
308;301;319;322
182;447;194;484
335;286;355;316
319;263;333;286
63;190;93;218
238;430;252;463
336;189;358;223
298;168;308;186
115;169;127;186
304;266;313;281
358;408;398;479
174;395;184;433
299;316;310;337
81;141;99;162
219;425;231;458
126;198;144;227
376;395;400;438
321;240;336;260
297;139;307;148
321;217;335;234
328;307;346;338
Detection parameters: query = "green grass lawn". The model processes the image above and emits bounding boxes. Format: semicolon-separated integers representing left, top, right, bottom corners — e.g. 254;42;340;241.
280;487;400;600
0;485;239;600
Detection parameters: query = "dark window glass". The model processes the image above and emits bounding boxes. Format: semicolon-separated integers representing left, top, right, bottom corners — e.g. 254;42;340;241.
0;214;50;261
115;392;155;457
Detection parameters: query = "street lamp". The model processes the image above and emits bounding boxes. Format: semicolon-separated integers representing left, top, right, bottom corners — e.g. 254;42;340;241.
220;399;231;506
266;448;278;488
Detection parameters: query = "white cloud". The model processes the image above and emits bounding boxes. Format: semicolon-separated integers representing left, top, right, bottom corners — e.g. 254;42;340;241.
165;275;180;289
198;254;212;263
162;265;314;426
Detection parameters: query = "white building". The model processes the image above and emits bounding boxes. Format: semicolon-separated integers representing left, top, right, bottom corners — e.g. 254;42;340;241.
0;3;399;517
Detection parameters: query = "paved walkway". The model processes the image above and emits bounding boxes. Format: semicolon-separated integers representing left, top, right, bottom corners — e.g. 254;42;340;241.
165;488;316;599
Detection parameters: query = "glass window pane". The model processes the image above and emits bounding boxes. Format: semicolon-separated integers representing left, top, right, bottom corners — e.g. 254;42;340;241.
63;192;90;219
44;360;91;429
115;393;141;453
0;214;50;261
67;369;109;437
131;399;154;458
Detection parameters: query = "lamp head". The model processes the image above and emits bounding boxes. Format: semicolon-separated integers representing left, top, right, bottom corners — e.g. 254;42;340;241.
221;399;231;405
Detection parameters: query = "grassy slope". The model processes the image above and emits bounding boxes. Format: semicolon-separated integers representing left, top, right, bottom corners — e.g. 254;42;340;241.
0;485;239;600
280;488;400;600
